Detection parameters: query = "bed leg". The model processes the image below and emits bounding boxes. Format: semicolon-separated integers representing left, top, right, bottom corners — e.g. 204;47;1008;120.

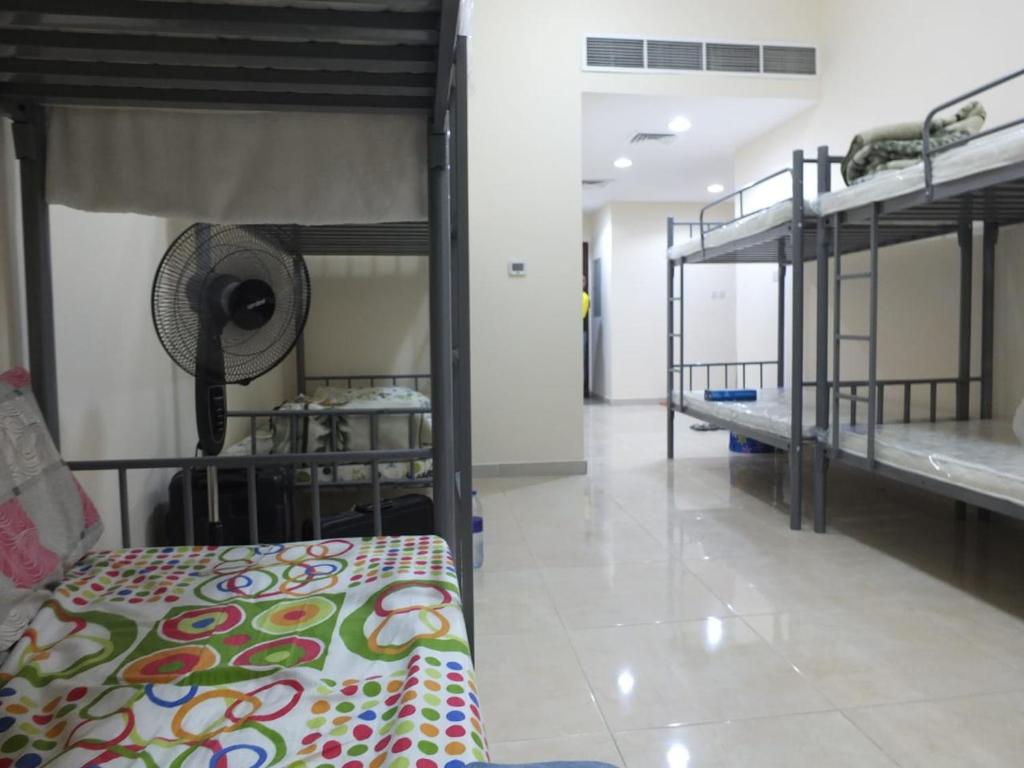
954;500;969;521
813;442;828;533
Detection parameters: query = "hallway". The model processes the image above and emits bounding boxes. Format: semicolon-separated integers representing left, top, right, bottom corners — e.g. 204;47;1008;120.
474;403;1024;766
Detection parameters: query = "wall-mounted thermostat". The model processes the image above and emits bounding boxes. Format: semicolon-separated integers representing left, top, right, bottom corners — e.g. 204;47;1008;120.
508;261;527;277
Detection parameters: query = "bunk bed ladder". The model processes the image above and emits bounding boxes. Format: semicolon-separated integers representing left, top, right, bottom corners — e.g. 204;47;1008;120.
831;203;880;465
667;218;678;459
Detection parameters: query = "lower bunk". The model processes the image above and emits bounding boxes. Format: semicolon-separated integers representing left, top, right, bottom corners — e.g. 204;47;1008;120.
674;387;816;449
826;418;1024;520
0;535;486;767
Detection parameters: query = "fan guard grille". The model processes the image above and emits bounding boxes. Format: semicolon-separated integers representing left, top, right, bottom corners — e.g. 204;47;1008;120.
152;223;311;384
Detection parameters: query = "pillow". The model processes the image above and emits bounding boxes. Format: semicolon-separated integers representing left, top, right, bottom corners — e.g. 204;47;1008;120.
0;367;102;651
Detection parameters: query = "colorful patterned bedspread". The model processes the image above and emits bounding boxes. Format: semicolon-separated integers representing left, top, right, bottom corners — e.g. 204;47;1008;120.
0;536;487;768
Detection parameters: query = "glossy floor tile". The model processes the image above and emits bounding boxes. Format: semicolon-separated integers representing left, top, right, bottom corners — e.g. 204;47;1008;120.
845;691;1024;767
472;404;1024;766
614;711;897;767
571;617;832;731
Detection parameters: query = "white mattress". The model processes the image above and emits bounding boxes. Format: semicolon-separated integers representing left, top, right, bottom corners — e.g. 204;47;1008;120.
818;125;1024;216
668;199;815;260
676;388;818;441
833;419;1024;506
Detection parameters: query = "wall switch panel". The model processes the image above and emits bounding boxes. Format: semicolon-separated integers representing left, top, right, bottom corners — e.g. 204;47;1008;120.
508;261;527;276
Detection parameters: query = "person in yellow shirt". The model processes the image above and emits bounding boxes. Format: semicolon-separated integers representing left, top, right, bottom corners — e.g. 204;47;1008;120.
582;285;591;319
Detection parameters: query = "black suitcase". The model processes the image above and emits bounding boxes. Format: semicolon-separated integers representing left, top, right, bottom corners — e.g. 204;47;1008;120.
165;466;294;546
302;494;434;539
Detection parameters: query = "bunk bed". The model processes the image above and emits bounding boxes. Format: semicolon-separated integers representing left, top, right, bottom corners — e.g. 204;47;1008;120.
0;3;482;766
667;149;834;530
221;222;437;489
813;67;1024;532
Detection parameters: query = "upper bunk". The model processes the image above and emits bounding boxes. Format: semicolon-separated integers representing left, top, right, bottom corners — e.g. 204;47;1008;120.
248;221;430;256
669;67;1024;266
668;153;958;266
816;68;1024;229
0;0;462;121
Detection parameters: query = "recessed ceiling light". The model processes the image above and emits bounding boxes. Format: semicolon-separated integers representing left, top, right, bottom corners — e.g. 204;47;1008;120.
707;183;725;194
613;157;633;169
668;116;692;133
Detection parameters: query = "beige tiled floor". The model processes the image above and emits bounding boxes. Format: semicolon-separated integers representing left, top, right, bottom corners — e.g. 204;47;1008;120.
473;404;1024;766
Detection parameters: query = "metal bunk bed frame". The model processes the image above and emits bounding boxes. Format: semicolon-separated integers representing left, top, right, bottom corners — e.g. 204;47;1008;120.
0;1;475;640
667;148;834;531
816;67;1024;533
667;144;969;531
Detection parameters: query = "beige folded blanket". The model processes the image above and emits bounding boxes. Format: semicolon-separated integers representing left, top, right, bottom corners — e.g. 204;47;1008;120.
842;101;987;184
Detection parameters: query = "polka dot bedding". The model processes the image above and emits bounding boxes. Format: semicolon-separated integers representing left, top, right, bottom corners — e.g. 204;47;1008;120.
0;536;487;767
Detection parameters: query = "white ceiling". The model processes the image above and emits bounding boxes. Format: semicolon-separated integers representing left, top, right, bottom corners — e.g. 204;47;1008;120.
581;92;815;211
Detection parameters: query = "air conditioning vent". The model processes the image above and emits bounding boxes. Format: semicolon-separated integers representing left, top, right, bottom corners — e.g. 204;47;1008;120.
646;39;702;71
586;37;644;69
582;36;817;78
582;179;613;188
706;43;760;72
630;132;675;145
762;45;816;75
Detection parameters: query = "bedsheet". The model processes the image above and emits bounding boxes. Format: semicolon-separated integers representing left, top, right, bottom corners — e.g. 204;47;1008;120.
225;385;433;484
0;536;486;767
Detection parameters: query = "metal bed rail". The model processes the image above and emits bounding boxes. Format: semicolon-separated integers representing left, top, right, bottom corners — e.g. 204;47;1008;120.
68;446;432;549
673;360;780;392
810;376;982;430
696;154;844;256
922;65;1024;200
303;372;432;392
226;404;432;487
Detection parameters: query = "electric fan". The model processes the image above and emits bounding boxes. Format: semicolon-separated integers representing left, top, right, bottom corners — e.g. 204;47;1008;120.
152;223;311;457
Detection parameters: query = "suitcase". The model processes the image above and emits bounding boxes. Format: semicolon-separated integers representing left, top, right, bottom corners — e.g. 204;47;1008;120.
165;466;294;546
302;494;434;539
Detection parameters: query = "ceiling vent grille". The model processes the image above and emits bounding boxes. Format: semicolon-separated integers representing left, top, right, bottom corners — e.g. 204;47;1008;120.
630;132;675;144
583;36;817;78
705;43;760;73
762;45;817;75
586;37;644;69
646;40;702;71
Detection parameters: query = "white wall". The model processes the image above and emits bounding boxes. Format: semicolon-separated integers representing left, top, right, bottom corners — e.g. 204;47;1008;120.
469;0;820;467
48;210;295;548
589;201;737;402
0;126;23;371
735;0;1024;416
304;255;430;380
589;205;613;400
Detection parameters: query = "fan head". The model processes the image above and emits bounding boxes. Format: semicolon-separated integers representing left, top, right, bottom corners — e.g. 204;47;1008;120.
152;224;311;385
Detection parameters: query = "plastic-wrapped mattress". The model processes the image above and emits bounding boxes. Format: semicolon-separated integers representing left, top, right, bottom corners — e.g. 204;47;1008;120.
833;419;1024;506
668;199;816;260
675;388;817;441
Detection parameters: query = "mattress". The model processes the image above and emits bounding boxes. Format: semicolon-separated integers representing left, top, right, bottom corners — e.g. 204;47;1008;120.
676;388;818;441
818;125;1024;216
834;419;1024;506
668;199;815;260
0;536;487;766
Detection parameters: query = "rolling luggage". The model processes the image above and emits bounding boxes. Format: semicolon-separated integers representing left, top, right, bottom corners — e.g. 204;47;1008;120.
165;466;294;545
302;494;434;539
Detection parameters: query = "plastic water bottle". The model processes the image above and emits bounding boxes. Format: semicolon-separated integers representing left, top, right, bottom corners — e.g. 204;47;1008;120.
472;491;484;568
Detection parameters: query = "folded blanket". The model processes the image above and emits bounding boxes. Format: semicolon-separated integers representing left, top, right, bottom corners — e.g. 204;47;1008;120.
841;101;986;184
